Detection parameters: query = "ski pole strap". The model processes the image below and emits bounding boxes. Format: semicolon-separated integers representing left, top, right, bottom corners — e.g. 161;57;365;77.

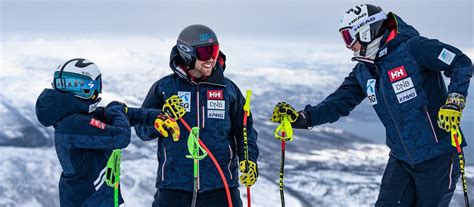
274;115;293;141
105;149;121;207
186;127;208;160
105;149;122;187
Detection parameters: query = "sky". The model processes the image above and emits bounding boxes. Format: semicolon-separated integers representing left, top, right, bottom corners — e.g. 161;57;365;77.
1;0;473;47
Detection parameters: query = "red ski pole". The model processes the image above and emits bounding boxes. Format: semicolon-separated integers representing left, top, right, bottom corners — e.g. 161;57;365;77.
243;90;253;207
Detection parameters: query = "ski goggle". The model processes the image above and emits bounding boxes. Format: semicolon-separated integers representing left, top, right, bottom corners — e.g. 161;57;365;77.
54;75;102;99
340;27;357;48
195;44;219;61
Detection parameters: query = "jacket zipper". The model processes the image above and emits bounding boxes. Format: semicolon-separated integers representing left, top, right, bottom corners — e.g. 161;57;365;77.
202;106;205;128
424;106;439;143
162;146;167;181
375;65;415;167
195;85;201;190
227;145;233;180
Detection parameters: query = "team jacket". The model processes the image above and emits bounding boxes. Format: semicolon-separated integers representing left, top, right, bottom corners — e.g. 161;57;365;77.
134;47;259;192
304;13;472;165
36;89;158;206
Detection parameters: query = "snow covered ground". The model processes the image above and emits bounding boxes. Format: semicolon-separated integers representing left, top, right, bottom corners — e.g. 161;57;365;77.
1;37;473;206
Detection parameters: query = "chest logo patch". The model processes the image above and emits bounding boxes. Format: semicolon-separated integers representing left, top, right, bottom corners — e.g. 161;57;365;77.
387;66;407;82
207;90;225;119
366;79;378;105
178;91;191;112
396;88;417;104
207;90;223;100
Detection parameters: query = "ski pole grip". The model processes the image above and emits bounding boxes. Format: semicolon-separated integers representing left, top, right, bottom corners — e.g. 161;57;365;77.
243;90;252;114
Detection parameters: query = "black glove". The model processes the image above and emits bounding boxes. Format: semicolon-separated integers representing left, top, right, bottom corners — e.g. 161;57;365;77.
291;110;312;129
105;101;128;118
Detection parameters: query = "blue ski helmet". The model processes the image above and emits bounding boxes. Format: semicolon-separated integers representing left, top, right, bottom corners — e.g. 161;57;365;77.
176;24;219;69
52;58;102;100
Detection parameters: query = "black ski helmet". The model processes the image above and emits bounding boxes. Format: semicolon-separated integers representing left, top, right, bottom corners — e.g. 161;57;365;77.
176;24;219;68
339;4;387;48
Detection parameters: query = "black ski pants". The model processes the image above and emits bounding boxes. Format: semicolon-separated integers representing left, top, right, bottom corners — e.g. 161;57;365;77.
152;187;243;207
375;151;460;207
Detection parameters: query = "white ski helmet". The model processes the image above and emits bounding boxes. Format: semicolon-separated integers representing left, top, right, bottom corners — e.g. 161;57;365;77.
339;4;387;48
52;58;102;99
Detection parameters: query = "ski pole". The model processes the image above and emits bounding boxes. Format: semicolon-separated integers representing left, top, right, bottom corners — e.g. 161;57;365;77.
105;149;122;207
243;90;252;207
179;118;233;207
274;115;293;207
185;127;208;207
451;127;470;207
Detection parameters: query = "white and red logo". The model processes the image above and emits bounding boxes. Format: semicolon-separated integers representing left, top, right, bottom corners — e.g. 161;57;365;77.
207;90;223;100
387;66;407;82
89;118;106;130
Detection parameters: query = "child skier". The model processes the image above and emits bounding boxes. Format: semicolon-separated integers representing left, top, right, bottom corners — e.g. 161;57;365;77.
35;58;180;206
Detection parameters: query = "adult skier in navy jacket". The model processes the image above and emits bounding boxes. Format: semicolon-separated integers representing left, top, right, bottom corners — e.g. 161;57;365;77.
36;58;162;206
135;24;259;207
272;4;472;206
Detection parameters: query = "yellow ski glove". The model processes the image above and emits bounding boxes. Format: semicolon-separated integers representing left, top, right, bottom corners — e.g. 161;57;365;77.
271;102;299;123
154;114;180;141
163;95;186;120
438;93;465;133
239;160;258;187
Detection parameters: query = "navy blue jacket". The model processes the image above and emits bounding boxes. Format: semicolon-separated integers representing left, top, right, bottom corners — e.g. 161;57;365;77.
305;13;472;165
135;48;259;192
36;89;158;206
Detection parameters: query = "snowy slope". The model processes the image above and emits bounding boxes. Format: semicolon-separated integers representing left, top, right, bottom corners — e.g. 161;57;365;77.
1;37;473;206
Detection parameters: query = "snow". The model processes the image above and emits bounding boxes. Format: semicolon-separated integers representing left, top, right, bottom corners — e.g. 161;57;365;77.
1;36;473;206
287;143;389;166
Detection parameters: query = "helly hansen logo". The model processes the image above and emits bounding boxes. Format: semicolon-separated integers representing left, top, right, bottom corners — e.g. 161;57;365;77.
207;90;223;100
387;66;407;82
89;118;106;130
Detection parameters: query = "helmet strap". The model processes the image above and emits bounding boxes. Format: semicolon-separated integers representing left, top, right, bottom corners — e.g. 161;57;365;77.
359;43;368;57
188;58;196;70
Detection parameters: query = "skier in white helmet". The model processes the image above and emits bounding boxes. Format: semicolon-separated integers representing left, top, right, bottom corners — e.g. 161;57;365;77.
272;4;472;206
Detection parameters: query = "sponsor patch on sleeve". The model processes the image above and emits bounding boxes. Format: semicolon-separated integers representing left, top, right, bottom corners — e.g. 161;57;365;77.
89;118;106;130
437;48;455;65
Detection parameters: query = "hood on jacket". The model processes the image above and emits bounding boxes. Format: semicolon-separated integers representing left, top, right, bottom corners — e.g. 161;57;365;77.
35;89;100;127
380;12;420;49
168;45;227;86
354;13;420;63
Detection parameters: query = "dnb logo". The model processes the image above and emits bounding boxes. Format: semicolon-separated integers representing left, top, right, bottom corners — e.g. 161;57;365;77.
366;79;378;105
177;91;191;112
